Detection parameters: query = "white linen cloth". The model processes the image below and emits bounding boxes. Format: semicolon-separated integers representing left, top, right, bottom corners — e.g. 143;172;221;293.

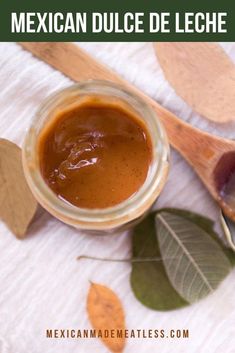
0;42;235;353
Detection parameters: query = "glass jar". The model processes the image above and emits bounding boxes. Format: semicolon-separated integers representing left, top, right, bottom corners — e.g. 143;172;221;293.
22;80;169;233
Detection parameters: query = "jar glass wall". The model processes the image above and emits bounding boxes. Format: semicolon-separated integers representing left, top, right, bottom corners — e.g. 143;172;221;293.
22;80;170;233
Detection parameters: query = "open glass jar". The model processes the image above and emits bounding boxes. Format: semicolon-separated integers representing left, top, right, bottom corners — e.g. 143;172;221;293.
22;80;169;233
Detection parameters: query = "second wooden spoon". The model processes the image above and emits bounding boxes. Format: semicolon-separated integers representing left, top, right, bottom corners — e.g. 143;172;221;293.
20;42;235;221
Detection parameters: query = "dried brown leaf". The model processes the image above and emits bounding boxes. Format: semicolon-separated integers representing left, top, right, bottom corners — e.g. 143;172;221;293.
154;43;235;123
87;282;126;353
0;139;37;238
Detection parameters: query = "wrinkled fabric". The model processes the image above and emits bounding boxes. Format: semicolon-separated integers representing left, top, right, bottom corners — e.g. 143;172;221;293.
0;42;235;353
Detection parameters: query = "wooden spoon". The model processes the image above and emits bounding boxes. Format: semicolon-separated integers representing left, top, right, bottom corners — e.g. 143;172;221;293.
19;42;235;221
154;42;235;123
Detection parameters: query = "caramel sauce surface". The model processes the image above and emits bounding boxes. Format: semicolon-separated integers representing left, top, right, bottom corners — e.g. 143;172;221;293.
38;97;152;208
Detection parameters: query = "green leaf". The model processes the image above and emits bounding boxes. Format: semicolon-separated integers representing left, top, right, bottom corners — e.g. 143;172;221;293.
155;211;232;304
157;208;235;266
130;214;188;311
156;208;215;234
224;247;235;267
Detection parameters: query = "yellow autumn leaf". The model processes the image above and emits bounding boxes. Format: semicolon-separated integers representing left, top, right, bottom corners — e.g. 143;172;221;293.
87;282;126;353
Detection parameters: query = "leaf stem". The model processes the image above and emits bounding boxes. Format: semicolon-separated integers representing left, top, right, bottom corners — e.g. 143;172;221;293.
77;255;163;263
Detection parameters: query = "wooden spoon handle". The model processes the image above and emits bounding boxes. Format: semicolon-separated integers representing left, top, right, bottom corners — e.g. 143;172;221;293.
19;42;226;169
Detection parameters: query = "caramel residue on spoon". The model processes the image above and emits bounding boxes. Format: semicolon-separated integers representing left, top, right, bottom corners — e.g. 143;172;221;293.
214;151;235;211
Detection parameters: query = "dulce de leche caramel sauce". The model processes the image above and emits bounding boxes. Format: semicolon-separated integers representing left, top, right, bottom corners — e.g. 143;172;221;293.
38;96;153;209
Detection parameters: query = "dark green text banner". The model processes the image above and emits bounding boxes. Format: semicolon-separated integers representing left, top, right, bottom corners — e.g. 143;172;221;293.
0;0;234;41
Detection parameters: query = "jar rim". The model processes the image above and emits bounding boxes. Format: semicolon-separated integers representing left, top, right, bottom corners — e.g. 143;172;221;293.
22;80;169;229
